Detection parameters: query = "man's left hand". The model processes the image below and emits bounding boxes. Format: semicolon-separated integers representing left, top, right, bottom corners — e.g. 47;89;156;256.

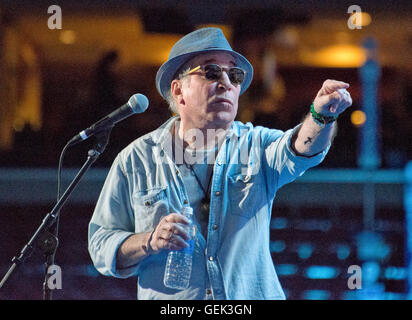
312;79;353;117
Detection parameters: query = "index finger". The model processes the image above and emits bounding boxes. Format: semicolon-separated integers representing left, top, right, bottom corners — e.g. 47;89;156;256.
322;80;349;94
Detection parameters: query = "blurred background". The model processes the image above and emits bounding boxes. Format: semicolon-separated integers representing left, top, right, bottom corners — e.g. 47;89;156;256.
0;0;411;300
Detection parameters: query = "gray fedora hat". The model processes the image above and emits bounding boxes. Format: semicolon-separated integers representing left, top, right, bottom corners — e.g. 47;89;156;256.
155;27;253;100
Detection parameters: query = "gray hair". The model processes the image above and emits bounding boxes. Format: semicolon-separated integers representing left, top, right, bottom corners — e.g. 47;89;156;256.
166;66;192;115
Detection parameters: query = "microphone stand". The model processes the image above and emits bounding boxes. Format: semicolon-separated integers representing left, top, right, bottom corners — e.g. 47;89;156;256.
0;129;111;299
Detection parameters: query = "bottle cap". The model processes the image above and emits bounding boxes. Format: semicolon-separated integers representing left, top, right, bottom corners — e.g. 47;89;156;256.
181;206;193;217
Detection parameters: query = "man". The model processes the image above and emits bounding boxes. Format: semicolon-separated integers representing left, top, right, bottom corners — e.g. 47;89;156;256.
88;27;352;299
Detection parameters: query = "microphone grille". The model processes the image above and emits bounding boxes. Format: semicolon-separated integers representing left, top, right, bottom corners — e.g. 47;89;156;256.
128;94;149;113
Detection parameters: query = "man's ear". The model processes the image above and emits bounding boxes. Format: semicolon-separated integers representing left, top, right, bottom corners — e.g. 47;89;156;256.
171;79;185;105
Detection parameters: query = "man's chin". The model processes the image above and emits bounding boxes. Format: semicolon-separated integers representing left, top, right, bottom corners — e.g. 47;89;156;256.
207;111;235;128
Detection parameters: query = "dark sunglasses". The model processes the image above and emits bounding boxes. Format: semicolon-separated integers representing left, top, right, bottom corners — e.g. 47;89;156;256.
186;64;246;86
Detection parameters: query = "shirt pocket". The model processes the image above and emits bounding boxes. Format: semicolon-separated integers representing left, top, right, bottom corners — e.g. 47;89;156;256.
227;173;264;218
132;186;169;232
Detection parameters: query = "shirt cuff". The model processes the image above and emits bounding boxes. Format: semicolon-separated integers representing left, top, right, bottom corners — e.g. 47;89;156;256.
106;231;140;278
285;124;331;166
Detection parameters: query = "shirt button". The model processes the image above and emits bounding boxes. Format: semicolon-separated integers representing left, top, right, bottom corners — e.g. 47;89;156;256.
209;256;214;261
183;199;188;205
217;160;222;166
215;191;221;196
213;224;218;230
206;289;212;295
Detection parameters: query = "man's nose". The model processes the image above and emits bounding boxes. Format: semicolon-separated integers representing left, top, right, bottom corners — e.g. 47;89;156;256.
217;71;231;90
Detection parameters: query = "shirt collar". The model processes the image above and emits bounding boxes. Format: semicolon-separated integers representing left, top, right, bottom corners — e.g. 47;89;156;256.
149;116;241;147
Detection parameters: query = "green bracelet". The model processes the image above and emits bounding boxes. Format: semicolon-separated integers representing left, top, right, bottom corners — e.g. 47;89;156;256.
310;103;338;128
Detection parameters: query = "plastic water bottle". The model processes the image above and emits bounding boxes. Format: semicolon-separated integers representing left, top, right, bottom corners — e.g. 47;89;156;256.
163;206;194;290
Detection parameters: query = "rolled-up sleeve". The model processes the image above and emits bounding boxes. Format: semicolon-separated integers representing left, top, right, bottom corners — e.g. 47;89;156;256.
88;155;138;278
262;124;330;193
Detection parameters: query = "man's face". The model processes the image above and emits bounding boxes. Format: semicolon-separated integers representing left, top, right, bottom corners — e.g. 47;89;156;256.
175;52;242;130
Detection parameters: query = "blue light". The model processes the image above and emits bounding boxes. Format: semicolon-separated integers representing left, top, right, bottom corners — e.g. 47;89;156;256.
305;265;339;279
270;240;286;253
384;292;407;300
276;264;298;276
384;266;407;280
336;244;351;260
302;289;331;300
297;243;313;259
356;231;391;260
271;217;288;229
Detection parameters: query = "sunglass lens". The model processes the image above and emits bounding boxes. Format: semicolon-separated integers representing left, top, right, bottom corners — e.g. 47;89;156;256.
204;64;222;81
229;68;245;85
203;64;245;85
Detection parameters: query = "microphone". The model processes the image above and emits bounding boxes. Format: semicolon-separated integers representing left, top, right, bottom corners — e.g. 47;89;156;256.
68;93;149;146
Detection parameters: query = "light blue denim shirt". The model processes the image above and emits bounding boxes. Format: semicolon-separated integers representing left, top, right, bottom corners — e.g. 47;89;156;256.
88;116;329;300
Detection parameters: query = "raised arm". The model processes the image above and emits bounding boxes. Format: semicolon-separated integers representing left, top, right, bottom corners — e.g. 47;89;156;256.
292;79;353;157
